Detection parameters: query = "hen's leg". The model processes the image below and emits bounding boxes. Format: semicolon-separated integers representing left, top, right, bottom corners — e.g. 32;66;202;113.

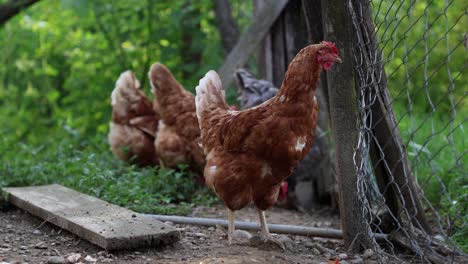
256;208;285;250
228;209;235;245
257;209;270;240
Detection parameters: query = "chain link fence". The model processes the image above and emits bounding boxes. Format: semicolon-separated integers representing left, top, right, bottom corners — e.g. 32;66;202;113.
350;0;466;262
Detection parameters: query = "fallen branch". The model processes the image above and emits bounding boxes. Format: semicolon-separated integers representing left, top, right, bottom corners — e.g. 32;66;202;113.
146;214;387;241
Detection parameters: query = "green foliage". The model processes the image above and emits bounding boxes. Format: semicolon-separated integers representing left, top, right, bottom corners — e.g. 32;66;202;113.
393;103;467;225
0;130;216;215
374;0;466;113
0;0;241;140
373;0;466;249
0;0;242;215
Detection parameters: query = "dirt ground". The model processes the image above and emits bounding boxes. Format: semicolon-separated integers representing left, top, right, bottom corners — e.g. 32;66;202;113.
0;204;418;264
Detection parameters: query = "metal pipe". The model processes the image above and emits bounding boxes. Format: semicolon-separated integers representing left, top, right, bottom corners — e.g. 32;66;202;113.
146;214;388;241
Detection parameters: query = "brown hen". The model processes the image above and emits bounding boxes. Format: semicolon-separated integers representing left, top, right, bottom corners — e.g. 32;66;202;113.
148;63;205;172
108;71;160;166
195;42;341;245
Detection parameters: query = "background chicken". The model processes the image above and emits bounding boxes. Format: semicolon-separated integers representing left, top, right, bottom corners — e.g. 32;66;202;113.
108;71;160;166
195;42;341;246
235;69;332;211
148;63;205;172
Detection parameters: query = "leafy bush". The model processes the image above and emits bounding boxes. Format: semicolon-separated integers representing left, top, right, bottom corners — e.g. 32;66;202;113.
0;128;216;215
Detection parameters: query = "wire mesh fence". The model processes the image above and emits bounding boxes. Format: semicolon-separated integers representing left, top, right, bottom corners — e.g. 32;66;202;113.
349;0;466;262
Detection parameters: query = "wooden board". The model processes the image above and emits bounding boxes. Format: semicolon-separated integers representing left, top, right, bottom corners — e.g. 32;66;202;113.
3;184;180;251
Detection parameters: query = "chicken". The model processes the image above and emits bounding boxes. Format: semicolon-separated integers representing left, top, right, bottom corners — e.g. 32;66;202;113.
195;42;341;245
235;68;278;109
108;71;160;166
235;69;331;211
148;63;205;172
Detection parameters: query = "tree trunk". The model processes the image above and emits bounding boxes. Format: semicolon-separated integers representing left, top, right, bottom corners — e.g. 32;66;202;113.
213;0;240;54
321;0;376;252
0;0;41;26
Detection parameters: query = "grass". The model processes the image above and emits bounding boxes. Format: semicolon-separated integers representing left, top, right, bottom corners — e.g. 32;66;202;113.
392;102;467;251
0;127;217;215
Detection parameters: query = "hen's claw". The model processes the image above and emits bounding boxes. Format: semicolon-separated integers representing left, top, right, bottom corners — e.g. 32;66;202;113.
249;235;286;250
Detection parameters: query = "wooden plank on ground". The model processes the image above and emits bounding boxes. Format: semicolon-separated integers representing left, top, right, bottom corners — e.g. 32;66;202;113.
2;184;180;251
218;0;289;89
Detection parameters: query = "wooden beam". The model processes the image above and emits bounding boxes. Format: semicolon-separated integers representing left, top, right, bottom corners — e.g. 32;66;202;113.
321;0;375;252
218;0;289;89
0;0;41;26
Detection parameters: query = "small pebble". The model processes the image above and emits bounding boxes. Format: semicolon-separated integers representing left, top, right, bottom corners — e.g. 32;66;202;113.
351;257;364;264
339;253;348;260
34;242;47;249
66;253;82;263
47;256;65;264
232;230;252;240
32;229;41;235
194;232;208;238
84;255;97;262
363;248;375;259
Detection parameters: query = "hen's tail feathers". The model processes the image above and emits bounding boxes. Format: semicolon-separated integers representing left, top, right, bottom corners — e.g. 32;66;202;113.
195;70;229;120
112;71;143;104
148;63;183;95
111;70;154;123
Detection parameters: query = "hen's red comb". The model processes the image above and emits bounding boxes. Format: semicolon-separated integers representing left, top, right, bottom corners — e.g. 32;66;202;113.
321;41;338;54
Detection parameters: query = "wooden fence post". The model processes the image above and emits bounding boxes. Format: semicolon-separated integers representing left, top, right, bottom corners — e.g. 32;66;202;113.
321;0;375;251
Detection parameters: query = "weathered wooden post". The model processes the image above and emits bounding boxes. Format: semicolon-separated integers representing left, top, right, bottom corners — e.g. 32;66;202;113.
321;0;375;251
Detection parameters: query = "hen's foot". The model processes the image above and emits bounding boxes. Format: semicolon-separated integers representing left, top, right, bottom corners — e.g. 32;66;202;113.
249;235;286;250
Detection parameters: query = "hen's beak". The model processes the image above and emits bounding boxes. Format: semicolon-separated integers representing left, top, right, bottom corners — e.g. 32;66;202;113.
333;55;342;63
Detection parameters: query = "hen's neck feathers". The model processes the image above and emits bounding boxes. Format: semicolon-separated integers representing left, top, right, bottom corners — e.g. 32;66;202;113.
275;46;321;103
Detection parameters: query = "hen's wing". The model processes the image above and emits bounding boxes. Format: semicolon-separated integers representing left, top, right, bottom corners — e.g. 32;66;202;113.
197;70;318;165
154;120;188;168
108;122;158;166
129;116;158;137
